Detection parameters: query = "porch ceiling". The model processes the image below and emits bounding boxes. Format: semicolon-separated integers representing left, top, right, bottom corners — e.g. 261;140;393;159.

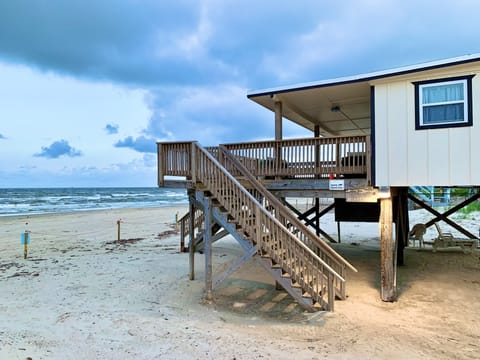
248;80;371;137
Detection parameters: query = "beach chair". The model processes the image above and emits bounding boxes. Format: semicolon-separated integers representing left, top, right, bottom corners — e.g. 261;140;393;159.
409;223;426;248
432;223;479;254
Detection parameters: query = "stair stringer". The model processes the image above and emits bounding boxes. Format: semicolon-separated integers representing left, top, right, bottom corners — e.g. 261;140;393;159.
195;191;327;312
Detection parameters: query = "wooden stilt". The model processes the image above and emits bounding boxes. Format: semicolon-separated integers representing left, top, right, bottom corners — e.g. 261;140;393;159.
395;188;409;266
315;198;320;236
188;201;195;280
380;195;396;302
337;222;341;243
204;195;213;301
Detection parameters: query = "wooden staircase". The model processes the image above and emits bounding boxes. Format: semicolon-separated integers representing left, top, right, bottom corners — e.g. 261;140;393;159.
161;142;357;311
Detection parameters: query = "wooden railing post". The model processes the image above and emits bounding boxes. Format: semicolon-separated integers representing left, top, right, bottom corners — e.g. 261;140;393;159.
157;143;164;187
204;195;213;301
366;135;372;185
190;142;197;184
189;201;196;280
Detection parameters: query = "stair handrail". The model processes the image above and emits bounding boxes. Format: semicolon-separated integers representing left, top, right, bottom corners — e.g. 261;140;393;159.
219;144;357;273
191;142;345;288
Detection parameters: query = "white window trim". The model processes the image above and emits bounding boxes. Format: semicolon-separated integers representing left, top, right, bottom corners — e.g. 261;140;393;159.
413;75;474;130
418;79;468;127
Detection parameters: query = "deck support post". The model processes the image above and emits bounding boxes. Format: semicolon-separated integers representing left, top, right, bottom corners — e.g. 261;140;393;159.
395;187;409;266
188;200;196;280
274;101;283;140
157;143;164;187
380;192;396;302
203;195;213;301
314;198;320;236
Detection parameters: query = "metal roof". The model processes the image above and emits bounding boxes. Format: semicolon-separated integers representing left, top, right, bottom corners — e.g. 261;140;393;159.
247;53;480;137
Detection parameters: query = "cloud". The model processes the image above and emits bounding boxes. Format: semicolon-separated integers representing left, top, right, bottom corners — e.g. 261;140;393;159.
0;133;6;139
140;84;275;146
1;0;479;90
104;123;119;134
114;135;156;154
34;139;82;159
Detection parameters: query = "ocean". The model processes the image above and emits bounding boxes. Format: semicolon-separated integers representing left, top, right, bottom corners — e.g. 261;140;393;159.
0;187;188;217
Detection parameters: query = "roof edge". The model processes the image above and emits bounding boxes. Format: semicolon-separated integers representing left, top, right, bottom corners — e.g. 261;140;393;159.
247;53;480;98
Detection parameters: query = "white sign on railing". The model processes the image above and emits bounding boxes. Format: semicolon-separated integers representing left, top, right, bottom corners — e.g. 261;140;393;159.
329;179;345;191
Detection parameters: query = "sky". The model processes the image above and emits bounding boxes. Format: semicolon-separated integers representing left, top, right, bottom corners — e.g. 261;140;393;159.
0;0;479;188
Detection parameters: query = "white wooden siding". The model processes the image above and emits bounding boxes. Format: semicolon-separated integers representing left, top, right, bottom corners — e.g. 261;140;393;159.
373;64;480;186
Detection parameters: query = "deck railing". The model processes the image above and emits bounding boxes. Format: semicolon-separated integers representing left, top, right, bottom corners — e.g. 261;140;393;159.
179;207;204;252
160;142;347;310
222;136;370;182
157;141;358;310
220;145;357;299
157;141;192;186
192;142;345;310
158;136;370;185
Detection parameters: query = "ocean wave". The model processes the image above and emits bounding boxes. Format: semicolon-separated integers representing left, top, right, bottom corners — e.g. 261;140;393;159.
0;187;188;216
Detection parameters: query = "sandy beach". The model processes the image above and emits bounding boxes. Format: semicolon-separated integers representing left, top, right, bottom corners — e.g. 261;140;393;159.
1;205;479;359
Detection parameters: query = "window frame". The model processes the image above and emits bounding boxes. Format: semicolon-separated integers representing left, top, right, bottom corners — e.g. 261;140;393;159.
413;75;474;130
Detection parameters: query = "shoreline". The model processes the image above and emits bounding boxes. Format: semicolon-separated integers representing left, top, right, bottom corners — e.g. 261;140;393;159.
0;204;189;220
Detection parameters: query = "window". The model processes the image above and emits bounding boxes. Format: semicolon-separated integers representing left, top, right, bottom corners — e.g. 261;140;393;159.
414;75;474;130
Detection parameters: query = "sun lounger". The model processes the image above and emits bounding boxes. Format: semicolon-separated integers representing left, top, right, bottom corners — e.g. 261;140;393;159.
432;223;479;254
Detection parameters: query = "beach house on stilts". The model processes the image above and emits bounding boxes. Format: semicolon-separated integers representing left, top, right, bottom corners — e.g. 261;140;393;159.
157;54;480;311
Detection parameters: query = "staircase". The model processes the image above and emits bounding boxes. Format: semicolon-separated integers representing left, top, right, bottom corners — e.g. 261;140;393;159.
161;142;357;311
410;186;451;207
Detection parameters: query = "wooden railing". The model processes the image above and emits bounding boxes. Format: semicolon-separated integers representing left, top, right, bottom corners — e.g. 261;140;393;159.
220;146;357;299
157;141;192;186
193;142;344;310
159;141;350;310
179;208;204;252
222;136;370;182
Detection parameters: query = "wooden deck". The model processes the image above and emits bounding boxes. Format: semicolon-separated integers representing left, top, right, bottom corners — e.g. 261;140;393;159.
158;136;371;193
157;137;365;311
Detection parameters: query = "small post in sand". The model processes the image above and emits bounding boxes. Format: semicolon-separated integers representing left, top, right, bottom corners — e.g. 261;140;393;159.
117;219;122;241
21;223;30;259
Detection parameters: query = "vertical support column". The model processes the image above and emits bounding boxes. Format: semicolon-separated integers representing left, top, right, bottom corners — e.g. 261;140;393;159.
157;143;164;187
380;193;396;302
395;187;409;266
190;142;197;184
274;101;283;177
204;195;213;301
314;125;320;176
274;101;283;141
188;200;196;280
337;221;341;243
365;135;372;185
314;123;321;232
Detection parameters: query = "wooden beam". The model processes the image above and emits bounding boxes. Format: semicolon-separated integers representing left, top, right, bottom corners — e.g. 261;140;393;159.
274;101;283;140
408;193;478;239
203;195;213;301
188;201;196;280
213;246;257;289
395;188;409;266
380;196;396;301
283;200;337;243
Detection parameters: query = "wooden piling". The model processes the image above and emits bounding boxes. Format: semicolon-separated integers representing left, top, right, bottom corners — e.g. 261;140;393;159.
380;196;396;301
